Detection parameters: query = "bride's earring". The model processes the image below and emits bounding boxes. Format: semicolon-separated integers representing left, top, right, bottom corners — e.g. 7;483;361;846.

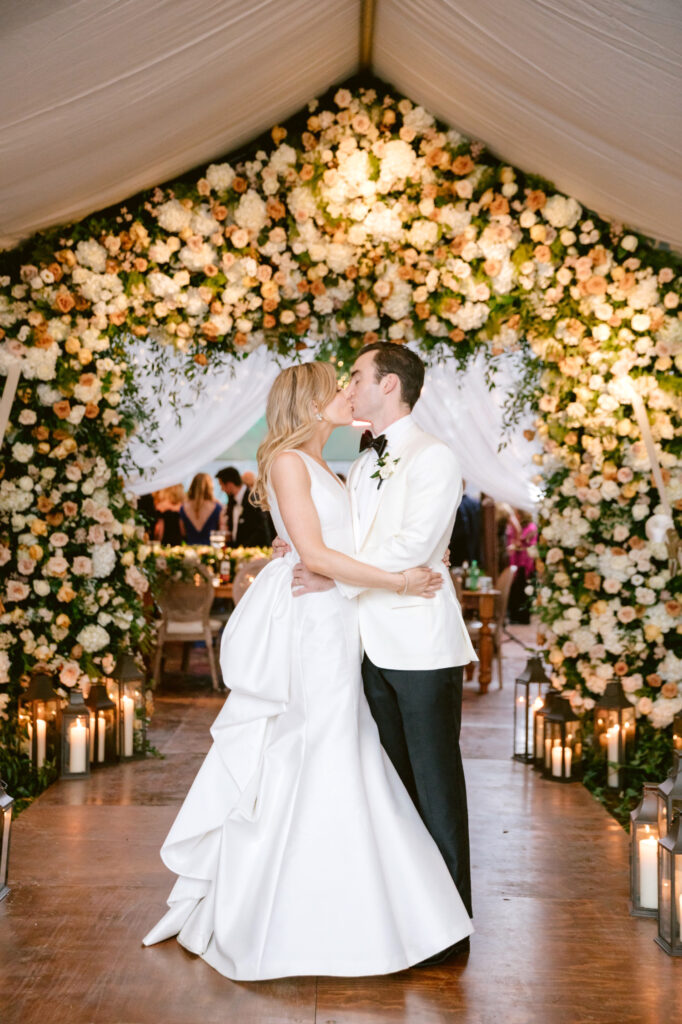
315;412;323;421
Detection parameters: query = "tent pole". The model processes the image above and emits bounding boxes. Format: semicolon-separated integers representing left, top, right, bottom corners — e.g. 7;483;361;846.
359;0;376;71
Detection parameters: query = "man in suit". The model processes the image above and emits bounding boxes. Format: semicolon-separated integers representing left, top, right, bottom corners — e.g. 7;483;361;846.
216;467;273;547
449;483;481;567
287;343;476;961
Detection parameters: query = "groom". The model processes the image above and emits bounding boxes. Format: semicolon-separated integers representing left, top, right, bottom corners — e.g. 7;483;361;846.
286;343;476;956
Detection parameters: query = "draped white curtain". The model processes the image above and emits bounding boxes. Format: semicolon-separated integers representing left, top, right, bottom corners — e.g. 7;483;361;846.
413;352;541;512
124;346;540;510
124;345;300;494
1;0;680;249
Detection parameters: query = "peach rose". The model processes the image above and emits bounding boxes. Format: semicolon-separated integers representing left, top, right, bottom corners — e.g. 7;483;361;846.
661;682;679;699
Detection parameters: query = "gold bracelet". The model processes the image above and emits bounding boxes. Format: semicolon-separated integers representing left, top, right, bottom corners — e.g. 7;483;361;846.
398;571;408;595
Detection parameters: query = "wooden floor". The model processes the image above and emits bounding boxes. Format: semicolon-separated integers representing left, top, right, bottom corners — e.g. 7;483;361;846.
2;630;680;1024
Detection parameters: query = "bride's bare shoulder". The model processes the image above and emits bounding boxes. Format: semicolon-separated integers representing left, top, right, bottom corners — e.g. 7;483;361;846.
270;451;310;489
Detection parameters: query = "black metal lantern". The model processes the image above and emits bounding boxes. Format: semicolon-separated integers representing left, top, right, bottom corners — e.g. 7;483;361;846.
59;689;91;780
630;783;659;917
593;680;636;789
542;694;582;782
673;713;682;755
533;688;559;769
513;656;551;763
17;671;60;769
657;751;682;842
656;812;682;957
113;653;147;760
85;684;117;765
0;779;13;901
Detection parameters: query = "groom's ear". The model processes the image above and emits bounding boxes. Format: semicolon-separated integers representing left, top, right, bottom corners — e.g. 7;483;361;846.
380;372;401;398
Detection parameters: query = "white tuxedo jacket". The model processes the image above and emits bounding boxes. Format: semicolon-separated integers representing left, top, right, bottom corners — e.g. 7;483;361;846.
340;419;478;671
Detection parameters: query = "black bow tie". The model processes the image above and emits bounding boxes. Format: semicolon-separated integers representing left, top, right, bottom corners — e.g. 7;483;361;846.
359;430;387;457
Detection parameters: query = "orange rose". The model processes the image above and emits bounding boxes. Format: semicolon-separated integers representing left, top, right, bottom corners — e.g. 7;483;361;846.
614;661;628;676
646;674;662;688
47;511;64;527
201;322;219;342
234;332;248;347
452;155;474;175
449;328;465;343
37;495;54;513
232;176;247;193
526;190;547;211
262;314;276;329
194;353;208;366
52;400;71;419
54;290;75;314
84;403;99;419
271;125;287;144
584;572;601;591
489;195;509;217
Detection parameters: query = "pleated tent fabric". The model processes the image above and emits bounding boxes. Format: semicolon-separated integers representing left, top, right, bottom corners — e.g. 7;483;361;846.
1;0;681;249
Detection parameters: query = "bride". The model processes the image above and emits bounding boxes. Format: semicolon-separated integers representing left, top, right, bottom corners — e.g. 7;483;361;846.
142;361;473;980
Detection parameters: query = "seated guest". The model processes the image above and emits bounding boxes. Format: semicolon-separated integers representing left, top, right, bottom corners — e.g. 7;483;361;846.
154;484;186;546
179;473;225;545
217;466;273;547
448;482;480;567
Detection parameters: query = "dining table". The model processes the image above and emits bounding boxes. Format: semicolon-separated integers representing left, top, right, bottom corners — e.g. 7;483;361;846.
461;588;500;694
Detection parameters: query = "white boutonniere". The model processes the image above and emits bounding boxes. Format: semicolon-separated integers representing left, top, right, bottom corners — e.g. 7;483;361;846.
370;451;400;490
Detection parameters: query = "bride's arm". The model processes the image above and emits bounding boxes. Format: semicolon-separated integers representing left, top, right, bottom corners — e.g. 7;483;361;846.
270;453;440;596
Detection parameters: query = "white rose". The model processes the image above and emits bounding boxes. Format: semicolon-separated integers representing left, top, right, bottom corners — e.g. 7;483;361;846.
542;195;582;229
156;199;192;233
76;624;110;652
206;162;236;191
12;442;33;463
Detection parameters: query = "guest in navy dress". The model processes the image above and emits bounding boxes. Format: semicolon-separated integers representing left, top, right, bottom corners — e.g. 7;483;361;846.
179;474;226;545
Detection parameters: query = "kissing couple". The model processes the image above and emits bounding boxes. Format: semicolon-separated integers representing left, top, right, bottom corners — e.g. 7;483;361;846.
143;342;477;980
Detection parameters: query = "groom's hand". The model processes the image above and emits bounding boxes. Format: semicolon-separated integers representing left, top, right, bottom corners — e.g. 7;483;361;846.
292;560;335;596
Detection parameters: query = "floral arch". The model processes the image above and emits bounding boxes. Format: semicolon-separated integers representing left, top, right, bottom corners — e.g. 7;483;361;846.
0;81;680;794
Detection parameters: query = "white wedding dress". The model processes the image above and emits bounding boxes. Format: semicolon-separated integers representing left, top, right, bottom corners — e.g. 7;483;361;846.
142;450;473;979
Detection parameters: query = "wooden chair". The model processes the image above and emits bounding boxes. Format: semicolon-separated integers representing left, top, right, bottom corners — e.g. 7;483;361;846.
152;564;223;691
232;558;270;605
457;565;518;689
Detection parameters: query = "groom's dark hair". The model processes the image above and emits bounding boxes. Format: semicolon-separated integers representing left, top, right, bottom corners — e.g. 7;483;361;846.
359;342;425;409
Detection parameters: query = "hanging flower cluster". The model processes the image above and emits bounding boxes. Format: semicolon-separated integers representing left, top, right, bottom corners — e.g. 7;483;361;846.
0;83;680;747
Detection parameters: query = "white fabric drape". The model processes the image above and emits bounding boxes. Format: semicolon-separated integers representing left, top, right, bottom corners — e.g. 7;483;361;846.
413;351;541;512
0;0;358;248
374;0;682;247
124;345;540;510
124;344;295;494
1;1;681;248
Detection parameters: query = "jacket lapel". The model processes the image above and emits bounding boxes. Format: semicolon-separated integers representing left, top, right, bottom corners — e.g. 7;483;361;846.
357;419;421;549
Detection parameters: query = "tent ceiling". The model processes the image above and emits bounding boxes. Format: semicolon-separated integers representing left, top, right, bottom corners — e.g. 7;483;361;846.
1;0;680;250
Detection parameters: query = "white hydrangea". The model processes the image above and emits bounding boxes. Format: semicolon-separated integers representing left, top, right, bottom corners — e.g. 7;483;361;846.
190;206;220;237
376;140;419;192
206;162;236;191
235;191;268;235
408;219;439;250
156;199;193;233
402;106;435;134
542;195;582;229
179;242;217;273
92;542;117;578
22;344;59;381
76;624;110;652
649;696;682;730
75;239;108;273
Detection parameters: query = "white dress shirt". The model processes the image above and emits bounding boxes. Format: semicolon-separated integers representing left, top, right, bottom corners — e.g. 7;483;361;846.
353;414;414;546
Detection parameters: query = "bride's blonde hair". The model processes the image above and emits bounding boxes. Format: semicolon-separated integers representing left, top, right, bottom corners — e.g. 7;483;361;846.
252;361;337;509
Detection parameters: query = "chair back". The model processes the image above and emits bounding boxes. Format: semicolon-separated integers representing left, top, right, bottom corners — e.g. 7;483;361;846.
157;564;214;625
494;565;518;632
232;558;271;605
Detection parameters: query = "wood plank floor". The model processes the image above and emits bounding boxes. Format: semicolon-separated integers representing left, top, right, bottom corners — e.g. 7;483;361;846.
2;630;680;1023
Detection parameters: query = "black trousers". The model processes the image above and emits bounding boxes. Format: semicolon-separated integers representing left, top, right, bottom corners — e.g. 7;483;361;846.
362;655;472;918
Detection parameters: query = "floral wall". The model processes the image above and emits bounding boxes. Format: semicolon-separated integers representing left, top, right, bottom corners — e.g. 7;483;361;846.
0;82;680;782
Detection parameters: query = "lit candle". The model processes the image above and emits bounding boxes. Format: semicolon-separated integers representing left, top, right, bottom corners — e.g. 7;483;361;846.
89;711;96;761
551;744;572;778
638;830;658;909
607;725;620;787
69;717;87;774
97;711;106;762
529;699;542;759
121;695;134;757
35;718;46;769
679;893;682;943
534;700;544;760
544;737;552;769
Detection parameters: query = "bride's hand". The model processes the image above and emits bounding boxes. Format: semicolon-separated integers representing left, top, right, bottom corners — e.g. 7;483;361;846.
401;566;444;598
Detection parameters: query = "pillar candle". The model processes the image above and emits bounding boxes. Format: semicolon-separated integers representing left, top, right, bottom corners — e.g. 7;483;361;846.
89;711;96;761
35;718;46;769
69;718;87;774
551;745;571;778
97;712;106;762
607;725;620;787
638;833;658;909
530;699;543;759
121;695;134;757
544;737;552;769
